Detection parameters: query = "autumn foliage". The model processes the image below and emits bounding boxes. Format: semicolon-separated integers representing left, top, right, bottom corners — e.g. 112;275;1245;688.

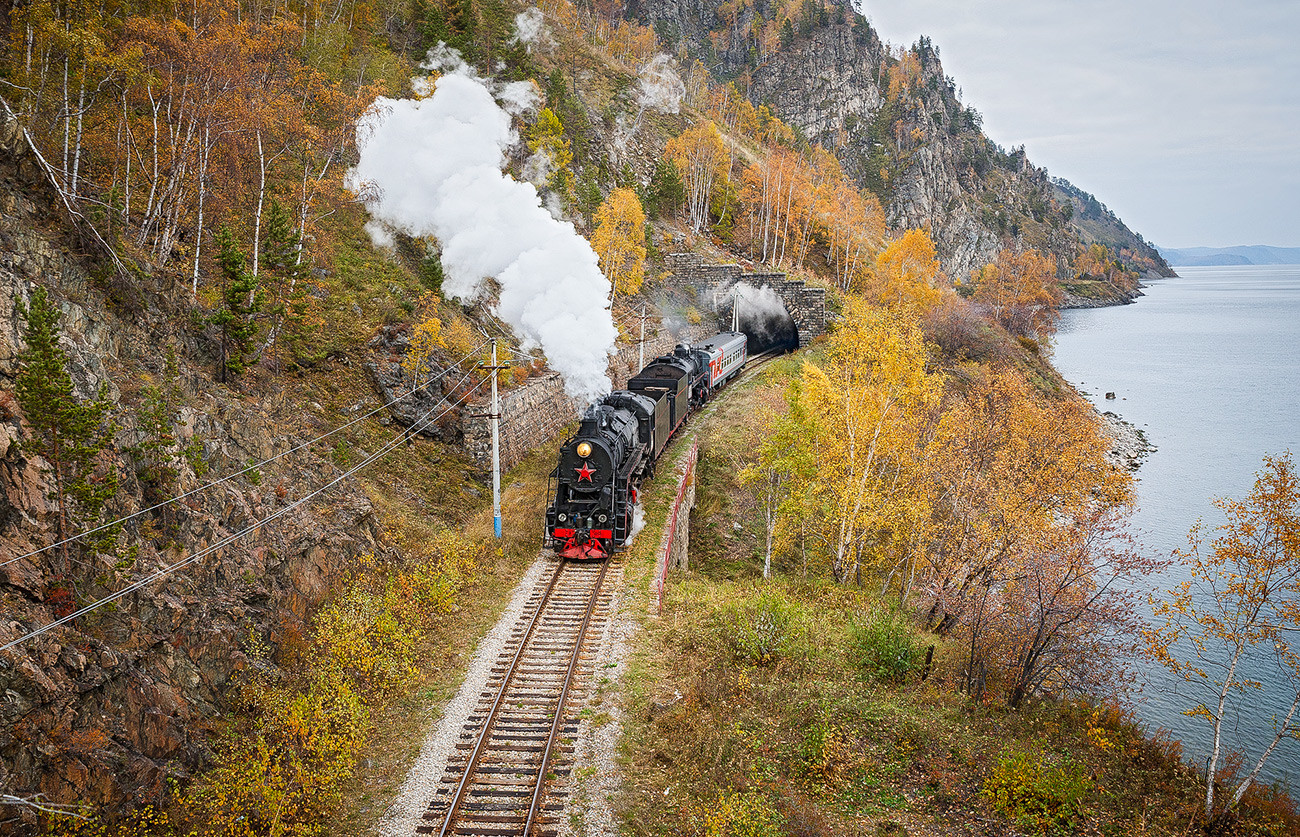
591;187;647;300
751;298;1140;708
1147;452;1300;818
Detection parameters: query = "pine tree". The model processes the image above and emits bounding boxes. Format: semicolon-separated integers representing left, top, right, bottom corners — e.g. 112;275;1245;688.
210;226;263;381
135;347;183;497
648;158;686;218
15;286;119;574
259;200;316;357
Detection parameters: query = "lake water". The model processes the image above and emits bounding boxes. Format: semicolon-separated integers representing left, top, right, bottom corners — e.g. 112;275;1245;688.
1053;265;1300;787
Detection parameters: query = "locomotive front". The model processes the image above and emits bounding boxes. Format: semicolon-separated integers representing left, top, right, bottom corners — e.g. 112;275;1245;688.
546;405;640;559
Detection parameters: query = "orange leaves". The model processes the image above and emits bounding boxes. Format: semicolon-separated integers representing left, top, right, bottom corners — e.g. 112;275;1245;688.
886;50;922;104
917;366;1135;701
601;18;660;66
970;248;1063;338
732;133;884;279
1146;452;1300;814
865;228;945;312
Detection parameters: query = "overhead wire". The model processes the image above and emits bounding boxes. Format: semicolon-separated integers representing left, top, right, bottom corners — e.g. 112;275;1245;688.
0;339;491;571
0;373;486;655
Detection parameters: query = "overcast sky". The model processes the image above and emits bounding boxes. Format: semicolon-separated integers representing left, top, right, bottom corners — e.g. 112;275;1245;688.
860;0;1300;248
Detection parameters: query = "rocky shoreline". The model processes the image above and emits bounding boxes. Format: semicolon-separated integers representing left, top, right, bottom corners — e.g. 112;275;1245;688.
1100;410;1155;471
1061;288;1142;309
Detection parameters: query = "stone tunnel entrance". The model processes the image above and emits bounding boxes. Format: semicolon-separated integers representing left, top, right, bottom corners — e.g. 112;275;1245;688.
721;283;800;353
665;253;827;348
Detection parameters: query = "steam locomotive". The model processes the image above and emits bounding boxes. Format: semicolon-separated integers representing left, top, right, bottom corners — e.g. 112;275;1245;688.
545;332;748;559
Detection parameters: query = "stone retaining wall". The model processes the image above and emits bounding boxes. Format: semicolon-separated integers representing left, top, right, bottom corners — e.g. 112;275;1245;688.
651;443;698;612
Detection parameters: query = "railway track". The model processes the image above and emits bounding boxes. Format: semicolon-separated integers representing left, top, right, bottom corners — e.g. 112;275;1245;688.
418;556;619;837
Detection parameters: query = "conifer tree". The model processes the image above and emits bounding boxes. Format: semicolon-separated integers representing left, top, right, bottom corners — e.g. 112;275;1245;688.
259;200;315;358
210;226;263;381
15;286;119;573
135;347;186;498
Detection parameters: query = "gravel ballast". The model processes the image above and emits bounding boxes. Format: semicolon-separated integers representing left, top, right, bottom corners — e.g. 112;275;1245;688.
378;555;549;837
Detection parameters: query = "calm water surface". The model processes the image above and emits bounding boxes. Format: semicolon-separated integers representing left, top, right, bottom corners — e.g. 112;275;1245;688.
1053;265;1300;786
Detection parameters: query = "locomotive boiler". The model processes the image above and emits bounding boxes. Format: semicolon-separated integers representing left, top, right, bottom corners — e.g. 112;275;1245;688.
545;332;748;559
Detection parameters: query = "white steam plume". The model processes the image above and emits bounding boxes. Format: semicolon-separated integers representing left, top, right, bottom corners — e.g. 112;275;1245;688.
623;54;685;146
347;52;618;403
637;54;685;114
732;281;789;338
512;8;551;51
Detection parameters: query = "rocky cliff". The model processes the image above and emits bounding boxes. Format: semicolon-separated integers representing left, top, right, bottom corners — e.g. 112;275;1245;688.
635;0;1173;286
0;114;385;830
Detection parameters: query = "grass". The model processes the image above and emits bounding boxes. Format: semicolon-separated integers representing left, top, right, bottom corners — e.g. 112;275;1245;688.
610;359;1296;837
327;439;563;836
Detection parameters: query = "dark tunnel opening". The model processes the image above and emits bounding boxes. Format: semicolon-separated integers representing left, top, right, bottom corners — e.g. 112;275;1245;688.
733;291;799;354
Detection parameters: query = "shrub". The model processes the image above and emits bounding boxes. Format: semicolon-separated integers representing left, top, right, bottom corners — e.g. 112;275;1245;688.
847;608;924;684
178;540;478;834
983;749;1091;835
920;296;1006;362
696;790;785;837
181;668;368;836
716;591;801;667
799;720;861;789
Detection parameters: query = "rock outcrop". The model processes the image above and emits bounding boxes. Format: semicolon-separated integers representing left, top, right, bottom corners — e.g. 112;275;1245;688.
0;110;386;831
634;0;1174;287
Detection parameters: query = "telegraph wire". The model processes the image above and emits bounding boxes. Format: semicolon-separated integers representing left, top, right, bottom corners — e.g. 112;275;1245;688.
0;340;490;571
0;377;485;655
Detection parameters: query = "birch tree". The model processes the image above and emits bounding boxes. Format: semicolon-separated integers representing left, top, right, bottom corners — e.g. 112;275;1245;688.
792;300;942;584
666;120;729;232
1147;452;1300;820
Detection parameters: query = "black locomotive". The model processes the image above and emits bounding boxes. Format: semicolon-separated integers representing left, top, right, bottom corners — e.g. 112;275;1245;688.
546;332;748;559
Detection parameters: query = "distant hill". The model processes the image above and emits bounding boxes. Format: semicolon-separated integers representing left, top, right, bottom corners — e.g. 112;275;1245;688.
1159;245;1300;266
637;0;1172;289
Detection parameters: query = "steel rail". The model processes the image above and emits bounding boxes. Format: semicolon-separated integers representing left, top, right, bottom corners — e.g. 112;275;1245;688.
523;558;612;836
436;559;568;837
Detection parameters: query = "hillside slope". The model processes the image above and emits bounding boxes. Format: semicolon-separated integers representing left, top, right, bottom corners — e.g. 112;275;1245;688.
634;0;1173;290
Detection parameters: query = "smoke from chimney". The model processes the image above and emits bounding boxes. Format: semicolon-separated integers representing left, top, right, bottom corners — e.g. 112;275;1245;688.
347;49;618;403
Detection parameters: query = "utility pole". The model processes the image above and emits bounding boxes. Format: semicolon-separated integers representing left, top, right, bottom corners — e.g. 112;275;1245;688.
490;339;502;539
732;286;741;332
478;339;509;540
638;304;646;370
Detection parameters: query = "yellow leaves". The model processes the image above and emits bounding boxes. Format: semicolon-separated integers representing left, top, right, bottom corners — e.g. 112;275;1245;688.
864;228;946;313
402;314;444;380
693;790;784;837
526;107;575;198
441;313;478;360
590;187;647;299
782;301;943;582
179;538;482;835
666;120;730;232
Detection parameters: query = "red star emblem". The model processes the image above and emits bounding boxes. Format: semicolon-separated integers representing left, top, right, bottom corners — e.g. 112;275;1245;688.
575;461;595;482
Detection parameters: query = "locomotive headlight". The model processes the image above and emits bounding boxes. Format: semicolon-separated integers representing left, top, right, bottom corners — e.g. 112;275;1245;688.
577;442;592;458
597;513;607;523
558;513;567;522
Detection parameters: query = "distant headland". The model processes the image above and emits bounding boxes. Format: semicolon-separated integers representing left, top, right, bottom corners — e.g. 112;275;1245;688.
1158;245;1300;266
